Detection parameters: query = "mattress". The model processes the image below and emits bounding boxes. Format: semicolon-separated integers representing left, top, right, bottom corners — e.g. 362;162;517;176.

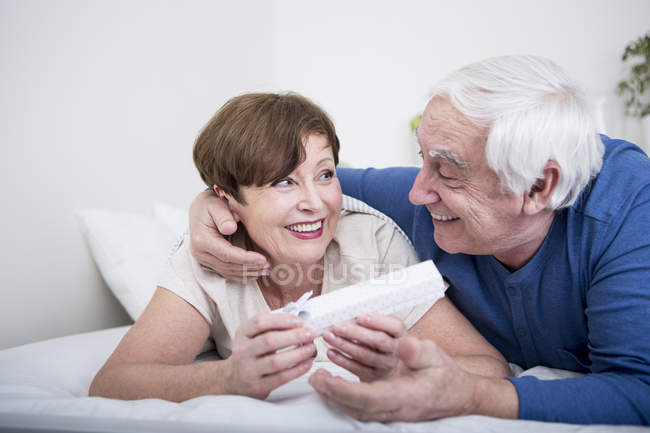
0;326;645;433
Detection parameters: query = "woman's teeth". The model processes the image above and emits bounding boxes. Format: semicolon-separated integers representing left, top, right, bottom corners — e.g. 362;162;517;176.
286;221;323;232
430;213;459;221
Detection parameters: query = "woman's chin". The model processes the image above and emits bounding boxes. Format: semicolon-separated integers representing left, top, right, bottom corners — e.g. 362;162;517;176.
272;249;327;267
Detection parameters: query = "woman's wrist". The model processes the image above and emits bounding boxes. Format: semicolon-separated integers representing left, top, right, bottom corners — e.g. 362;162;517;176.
210;358;236;396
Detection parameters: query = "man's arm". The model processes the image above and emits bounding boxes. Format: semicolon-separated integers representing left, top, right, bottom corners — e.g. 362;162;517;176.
337;167;419;242
508;186;650;425
188;189;270;278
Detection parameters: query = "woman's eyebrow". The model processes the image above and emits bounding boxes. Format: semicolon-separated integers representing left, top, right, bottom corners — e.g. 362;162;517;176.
316;157;334;165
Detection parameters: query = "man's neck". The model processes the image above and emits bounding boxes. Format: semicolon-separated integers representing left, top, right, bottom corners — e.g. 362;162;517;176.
493;210;556;272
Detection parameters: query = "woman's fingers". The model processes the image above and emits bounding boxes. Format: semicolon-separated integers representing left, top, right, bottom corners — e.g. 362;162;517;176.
239;313;303;339
355;313;407;338
257;343;317;375
259;358;314;391
323;330;397;372
250;327;316;357
330;322;398;354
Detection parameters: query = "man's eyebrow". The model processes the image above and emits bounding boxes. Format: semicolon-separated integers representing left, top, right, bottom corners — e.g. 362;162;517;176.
427;150;467;170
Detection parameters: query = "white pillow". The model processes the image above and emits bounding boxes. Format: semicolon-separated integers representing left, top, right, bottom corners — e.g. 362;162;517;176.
152;201;189;237
75;206;181;320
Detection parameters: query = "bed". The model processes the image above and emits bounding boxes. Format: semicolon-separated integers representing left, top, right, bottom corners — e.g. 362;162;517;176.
1;325;646;433
0;203;646;433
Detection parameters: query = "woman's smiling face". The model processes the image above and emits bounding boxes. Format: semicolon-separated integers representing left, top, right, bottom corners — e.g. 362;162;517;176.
222;134;342;266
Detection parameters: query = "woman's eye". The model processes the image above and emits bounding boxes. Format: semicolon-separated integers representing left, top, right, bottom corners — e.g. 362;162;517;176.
319;170;334;180
271;178;293;187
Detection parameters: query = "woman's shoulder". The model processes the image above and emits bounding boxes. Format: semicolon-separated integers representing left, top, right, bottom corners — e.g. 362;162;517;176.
333;211;409;260
166;234;252;309
168;234;224;286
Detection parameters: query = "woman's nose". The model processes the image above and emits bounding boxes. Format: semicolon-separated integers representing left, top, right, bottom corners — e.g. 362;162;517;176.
298;183;324;211
408;169;441;205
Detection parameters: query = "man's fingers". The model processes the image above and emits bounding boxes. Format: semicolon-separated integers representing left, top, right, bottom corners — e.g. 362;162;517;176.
309;370;397;414
198;234;268;266
199;192;238;235
320;394;401;423
355;313;406;338
195;252;269;278
398;336;441;370
214;218;237;236
326;349;378;381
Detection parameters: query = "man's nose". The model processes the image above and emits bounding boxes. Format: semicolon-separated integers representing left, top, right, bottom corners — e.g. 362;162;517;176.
409;169;441;205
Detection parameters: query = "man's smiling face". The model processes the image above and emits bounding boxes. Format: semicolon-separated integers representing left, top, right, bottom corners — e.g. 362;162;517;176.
409;97;530;258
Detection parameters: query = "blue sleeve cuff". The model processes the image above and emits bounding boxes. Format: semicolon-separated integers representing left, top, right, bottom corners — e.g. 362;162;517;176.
507;374;649;425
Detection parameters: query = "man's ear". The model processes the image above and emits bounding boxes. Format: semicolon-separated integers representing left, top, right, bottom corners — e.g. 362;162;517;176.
522;161;561;215
213;185;241;222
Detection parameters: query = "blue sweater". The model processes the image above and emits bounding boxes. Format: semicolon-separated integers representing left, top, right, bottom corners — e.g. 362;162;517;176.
338;136;650;425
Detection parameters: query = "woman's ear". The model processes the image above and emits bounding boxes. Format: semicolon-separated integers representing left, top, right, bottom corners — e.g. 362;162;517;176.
212;185;226;199
522;161;561;215
213;185;241;222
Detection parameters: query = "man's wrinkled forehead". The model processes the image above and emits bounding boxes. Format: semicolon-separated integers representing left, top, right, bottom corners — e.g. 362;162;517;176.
423;97;481;133
418;98;486;163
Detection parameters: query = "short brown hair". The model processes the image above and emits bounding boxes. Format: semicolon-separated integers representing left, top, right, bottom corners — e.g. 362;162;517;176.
193;92;340;204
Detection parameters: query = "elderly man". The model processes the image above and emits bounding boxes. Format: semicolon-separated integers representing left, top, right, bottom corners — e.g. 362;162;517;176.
187;56;650;425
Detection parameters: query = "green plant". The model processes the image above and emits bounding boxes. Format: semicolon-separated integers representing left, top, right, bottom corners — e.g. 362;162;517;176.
616;32;650;118
410;114;422;132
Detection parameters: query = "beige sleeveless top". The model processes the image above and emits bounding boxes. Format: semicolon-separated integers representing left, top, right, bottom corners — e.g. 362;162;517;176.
158;211;434;361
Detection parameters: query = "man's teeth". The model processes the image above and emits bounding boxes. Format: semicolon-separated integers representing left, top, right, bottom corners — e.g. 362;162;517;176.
286;221;323;232
430;213;459;221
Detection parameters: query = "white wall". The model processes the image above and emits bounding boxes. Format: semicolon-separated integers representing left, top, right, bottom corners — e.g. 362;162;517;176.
1;0;649;349
0;0;276;349
275;0;650;167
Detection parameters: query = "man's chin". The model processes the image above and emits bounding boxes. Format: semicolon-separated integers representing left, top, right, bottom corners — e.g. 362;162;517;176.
434;236;463;255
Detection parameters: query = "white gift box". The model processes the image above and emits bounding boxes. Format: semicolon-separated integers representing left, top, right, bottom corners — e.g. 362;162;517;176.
274;260;447;336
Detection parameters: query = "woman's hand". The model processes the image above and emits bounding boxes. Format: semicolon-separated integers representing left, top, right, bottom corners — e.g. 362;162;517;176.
224;312;317;399
189;189;270;280
323;313;407;382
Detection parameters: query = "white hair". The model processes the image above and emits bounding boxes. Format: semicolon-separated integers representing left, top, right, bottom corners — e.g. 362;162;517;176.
431;55;604;209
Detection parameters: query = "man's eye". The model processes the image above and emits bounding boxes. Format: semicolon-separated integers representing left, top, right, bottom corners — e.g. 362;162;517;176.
271;178;293;187
418;150;424;160
439;172;455;181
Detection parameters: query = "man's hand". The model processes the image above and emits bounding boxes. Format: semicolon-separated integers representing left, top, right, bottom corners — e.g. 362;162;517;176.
189;189;270;280
309;335;518;422
323;313;407;382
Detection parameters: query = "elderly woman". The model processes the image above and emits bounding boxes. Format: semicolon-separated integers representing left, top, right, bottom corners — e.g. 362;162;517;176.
89;93;509;402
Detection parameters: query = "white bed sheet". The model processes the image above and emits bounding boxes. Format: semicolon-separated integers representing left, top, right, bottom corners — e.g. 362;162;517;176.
0;327;646;433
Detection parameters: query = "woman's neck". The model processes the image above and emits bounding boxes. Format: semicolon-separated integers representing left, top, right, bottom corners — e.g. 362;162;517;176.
257;262;323;311
243;230;324;310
